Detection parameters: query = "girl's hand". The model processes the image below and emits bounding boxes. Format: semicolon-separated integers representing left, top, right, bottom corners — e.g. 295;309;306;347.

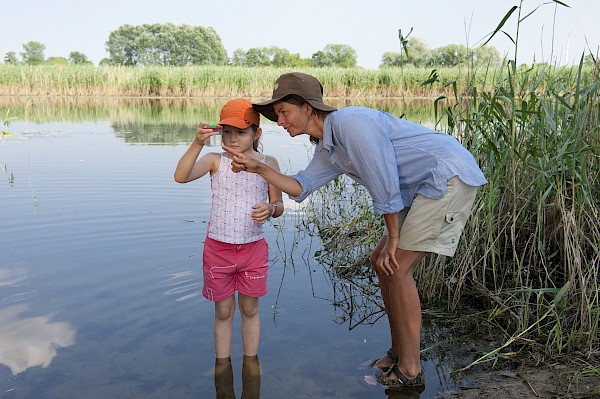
195;122;217;146
251;203;273;224
222;145;260;173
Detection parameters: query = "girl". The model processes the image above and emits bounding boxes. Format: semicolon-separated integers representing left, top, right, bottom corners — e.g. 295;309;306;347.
174;98;283;372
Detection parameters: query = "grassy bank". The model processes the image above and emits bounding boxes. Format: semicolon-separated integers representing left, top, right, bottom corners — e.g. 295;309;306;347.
0;64;594;99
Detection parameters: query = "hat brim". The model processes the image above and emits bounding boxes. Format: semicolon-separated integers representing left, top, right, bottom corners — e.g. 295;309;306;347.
253;97;336;122
218;117;256;130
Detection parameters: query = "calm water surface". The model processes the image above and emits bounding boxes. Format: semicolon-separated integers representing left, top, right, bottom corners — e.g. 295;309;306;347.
1;101;459;398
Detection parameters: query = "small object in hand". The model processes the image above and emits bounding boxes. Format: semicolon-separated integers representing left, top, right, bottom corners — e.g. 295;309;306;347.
205;124;223;135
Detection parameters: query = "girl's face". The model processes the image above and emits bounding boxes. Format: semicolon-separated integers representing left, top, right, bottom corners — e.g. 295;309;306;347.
273;101;309;137
220;125;259;153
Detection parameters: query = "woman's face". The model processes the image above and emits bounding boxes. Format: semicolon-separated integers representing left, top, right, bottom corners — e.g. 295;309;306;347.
273;101;308;137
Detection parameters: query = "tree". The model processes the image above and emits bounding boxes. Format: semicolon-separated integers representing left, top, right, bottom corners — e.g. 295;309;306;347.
245;47;271;67
583;53;597;67
68;51;92;65
380;37;432;67
381;34;502;68
21;41;45;65
380;51;402;68
105;23;227;66
311;50;331;67
473;46;502;66
432;44;470;67
312;44;357;68
231;46;309;67
4;52;19;65
46;57;68;65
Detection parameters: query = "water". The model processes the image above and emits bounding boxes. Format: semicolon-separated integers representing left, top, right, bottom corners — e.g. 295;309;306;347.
0;101;458;398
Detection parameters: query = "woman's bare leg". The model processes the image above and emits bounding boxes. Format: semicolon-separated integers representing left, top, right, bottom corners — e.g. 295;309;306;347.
385;247;427;379
370;236;398;369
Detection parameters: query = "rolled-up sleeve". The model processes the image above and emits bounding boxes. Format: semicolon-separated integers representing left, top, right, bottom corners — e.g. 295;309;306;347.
289;147;342;203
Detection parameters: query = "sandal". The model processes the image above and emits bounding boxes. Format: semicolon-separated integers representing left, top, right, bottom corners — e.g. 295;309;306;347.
370;348;399;372
376;363;425;388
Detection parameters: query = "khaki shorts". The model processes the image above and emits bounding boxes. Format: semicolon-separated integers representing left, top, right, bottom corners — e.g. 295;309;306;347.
385;176;478;257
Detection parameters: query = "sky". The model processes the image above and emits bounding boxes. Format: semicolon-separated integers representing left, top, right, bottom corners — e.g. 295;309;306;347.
1;0;598;69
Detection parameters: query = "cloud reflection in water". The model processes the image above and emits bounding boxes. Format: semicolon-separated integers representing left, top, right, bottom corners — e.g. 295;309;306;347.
0;304;76;375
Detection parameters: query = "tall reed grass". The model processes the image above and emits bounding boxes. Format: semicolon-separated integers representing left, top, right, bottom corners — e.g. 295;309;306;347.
3;64;592;99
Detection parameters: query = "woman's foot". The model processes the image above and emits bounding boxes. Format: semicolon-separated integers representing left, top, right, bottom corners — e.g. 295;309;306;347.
371;348;398;372
376;363;425;388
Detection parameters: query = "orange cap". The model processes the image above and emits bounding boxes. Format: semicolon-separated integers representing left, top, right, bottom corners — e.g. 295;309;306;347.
218;98;260;129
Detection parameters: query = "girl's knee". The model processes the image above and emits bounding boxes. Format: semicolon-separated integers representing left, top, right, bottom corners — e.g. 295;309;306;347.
215;299;236;321
238;296;259;318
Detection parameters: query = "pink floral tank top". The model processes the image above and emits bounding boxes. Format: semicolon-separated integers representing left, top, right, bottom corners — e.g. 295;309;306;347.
207;154;269;244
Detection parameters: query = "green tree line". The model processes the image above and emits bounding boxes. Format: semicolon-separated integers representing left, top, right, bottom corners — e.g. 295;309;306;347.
4;22;597;69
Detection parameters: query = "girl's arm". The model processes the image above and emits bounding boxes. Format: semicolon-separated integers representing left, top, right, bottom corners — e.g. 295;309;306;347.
251;155;285;224
222;145;303;196
174;124;218;183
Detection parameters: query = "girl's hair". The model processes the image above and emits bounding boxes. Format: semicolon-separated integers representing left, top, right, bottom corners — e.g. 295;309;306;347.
250;125;261;152
282;95;332;145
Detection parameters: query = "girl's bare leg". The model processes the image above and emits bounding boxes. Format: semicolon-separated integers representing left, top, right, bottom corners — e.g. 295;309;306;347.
214;295;236;358
238;293;260;356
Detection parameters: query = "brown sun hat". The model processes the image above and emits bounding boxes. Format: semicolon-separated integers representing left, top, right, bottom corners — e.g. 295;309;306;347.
252;72;337;122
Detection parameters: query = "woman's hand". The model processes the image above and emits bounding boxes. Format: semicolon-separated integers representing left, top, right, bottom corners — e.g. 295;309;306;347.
251;203;273;224
222;145;260;173
375;236;400;276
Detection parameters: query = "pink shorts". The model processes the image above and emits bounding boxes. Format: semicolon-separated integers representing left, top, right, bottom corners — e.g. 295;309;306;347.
202;237;269;302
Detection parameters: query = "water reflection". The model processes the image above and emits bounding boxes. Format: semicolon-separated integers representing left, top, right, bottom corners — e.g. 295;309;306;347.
0;304;76;375
214;356;261;399
385;386;425;398
0;96;440;145
160;270;201;302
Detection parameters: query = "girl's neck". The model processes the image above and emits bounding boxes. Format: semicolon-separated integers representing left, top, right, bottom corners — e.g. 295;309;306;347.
241;148;260;159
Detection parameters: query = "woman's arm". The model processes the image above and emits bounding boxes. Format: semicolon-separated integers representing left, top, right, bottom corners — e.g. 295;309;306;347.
251;155;285;224
222;145;303;196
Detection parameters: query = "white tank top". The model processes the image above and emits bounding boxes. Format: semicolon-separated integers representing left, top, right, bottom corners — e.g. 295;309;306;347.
207;154;269;244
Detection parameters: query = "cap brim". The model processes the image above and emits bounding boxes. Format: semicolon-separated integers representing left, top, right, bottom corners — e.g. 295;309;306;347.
253;98;337;122
218;117;252;129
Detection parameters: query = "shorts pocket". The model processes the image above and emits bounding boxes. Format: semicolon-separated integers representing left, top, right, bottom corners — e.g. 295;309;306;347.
443;211;464;246
445;212;460;224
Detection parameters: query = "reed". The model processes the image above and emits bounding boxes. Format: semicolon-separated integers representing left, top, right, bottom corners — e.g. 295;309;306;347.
4;64;587;99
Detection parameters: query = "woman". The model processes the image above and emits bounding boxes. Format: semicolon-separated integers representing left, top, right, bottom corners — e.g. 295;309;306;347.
223;72;487;389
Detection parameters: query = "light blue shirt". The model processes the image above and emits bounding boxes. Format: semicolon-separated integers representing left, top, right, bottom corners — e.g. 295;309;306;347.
290;106;487;214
